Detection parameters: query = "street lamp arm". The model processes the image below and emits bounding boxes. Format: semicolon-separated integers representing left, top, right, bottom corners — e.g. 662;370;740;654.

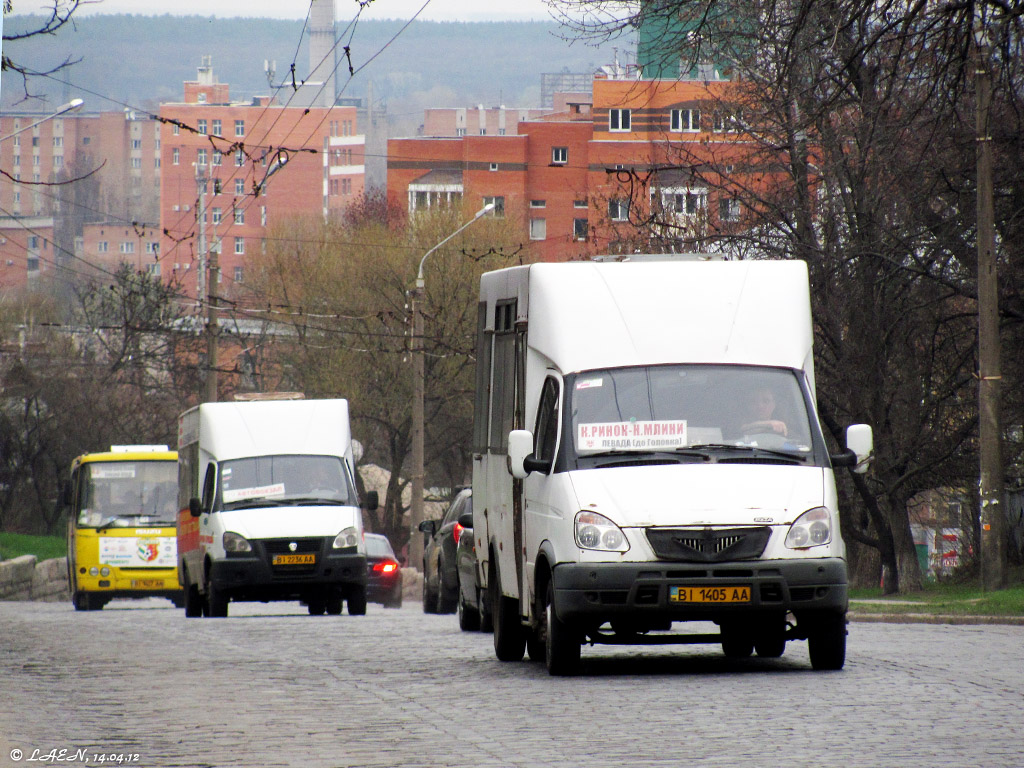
0;98;84;143
416;202;495;289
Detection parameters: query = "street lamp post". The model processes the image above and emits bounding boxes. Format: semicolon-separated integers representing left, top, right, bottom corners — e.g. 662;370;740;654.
408;202;494;572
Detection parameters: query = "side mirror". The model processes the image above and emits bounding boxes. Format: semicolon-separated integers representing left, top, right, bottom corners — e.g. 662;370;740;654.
508;430;551;478
457;510;473;529
188;497;203;518
846;424;873;474
363;490;379;511
418;519;437;535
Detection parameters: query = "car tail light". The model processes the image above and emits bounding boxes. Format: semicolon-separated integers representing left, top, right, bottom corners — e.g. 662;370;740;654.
453;522;464;545
373;561;398;573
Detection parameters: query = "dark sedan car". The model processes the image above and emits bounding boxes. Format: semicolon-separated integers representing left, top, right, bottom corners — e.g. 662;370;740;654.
418;487;471;614
365;533;402;608
455;503;490;632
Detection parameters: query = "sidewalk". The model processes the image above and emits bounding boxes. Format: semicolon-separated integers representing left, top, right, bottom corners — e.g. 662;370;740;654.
848;599;1024;626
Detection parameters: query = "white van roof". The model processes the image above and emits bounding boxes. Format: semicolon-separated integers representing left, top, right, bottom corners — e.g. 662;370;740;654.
180;399;351;461
483;260;814;386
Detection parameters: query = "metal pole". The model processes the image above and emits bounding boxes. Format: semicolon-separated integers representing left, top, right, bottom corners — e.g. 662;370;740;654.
409;286;425;571
974;13;1006;591
205;246;219;404
408;203;494;571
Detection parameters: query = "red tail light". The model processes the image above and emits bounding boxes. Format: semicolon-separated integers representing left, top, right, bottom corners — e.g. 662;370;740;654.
453;522;464;545
373;561;398;573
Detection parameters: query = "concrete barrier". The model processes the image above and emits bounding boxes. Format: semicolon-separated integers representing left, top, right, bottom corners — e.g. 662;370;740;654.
0;556;69;602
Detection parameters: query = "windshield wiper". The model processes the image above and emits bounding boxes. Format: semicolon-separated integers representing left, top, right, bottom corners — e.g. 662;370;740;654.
586;449;710;467
687;443;809;461
286;497;348;506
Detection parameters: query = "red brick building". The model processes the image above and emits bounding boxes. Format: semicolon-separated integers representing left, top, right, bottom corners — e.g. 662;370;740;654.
0;216;55;290
77;221;162;279
158;61;365;300
388;74;753;261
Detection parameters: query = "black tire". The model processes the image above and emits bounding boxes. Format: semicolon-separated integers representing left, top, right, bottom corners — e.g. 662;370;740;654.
72;591;97;611
754;615;787;658
490;559;525;662
458;582;480;631
721;622;753;658
206;581;228;618
384;583;403;609
808;612;847;671
347;585;367;616
544;581;581;676
437;583;458;614
183;581;203;618
308;597;327;616
478;586;493;633
421;568;439;614
526;630;545;663
170;594;185;609
326;595;343;615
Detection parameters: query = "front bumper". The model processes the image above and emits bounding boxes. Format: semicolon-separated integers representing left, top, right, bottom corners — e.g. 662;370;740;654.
552;558;848;624
209;543;367;602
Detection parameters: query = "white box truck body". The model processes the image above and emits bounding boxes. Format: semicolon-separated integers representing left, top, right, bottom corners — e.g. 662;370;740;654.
176;398;371;617
471;259;872;673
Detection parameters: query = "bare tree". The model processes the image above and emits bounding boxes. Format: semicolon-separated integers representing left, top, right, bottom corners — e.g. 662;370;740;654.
550;0;1024;591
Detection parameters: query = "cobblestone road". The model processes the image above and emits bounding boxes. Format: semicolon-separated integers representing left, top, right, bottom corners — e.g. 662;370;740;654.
1;599;1021;768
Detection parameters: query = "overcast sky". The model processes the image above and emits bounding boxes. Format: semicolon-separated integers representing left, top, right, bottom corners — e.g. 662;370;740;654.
60;0;558;23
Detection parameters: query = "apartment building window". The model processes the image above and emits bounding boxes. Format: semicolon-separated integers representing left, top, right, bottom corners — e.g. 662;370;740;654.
172;148;180;165
197;148;207;166
234;237;245;255
154;158;160;169
28;235;39;250
130;157;141;169
12;153;19;166
609;109;631;132
212;119;222;137
213;179;222;194
483;196;505;216
53;137;63;148
658;189;707;215
498;128;506;135
27;256;39;272
235;120;245;137
145;242;159;254
574;199;588;209
329;179;338;196
609;199;629;221
529;218;546;240
97;241;108;253
12;136;19;147
234;266;244;283
212;207;222;224
54;156;64;168
120;241;135;254
489;163;498;172
198;119;207;135
31;136;39;147
574;218;589;241
234;208;244;225
530;200;546;208
670;108;700;132
33;155;40;166
131;139;142;149
212;150;222;166
173;124;180;136
480;128;487;135
552;146;568;164
456;128;466;137
146;263;161;277
719;197;741;222
260;206;267;227
235;178;245;195
235;149;245;167
713;110;743;133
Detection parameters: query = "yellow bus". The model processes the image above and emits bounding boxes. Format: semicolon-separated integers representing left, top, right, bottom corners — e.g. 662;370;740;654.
64;445;183;611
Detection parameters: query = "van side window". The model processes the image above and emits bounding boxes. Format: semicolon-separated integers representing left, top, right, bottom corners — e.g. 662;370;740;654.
534;377;560;465
201;464;217;513
489;299;517;453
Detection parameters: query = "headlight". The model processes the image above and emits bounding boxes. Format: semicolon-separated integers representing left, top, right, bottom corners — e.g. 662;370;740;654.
575;511;629;552
785;507;833;549
89;567;99;576
222;531;252;553
100;567;110;577
333;526;360;549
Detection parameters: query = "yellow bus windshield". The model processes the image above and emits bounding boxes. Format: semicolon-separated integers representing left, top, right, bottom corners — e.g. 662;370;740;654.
77;460;178;528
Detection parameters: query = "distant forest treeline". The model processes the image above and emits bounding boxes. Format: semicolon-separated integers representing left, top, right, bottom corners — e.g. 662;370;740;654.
2;14;625;122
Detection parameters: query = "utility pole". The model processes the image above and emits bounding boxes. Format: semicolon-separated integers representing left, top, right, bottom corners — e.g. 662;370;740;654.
195;164;207;310
205;245;220;403
974;10;1006;590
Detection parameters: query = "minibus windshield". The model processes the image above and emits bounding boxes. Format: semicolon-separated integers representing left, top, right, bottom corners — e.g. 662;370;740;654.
77;460;178;528
569;365;815;459
217;455;355;510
